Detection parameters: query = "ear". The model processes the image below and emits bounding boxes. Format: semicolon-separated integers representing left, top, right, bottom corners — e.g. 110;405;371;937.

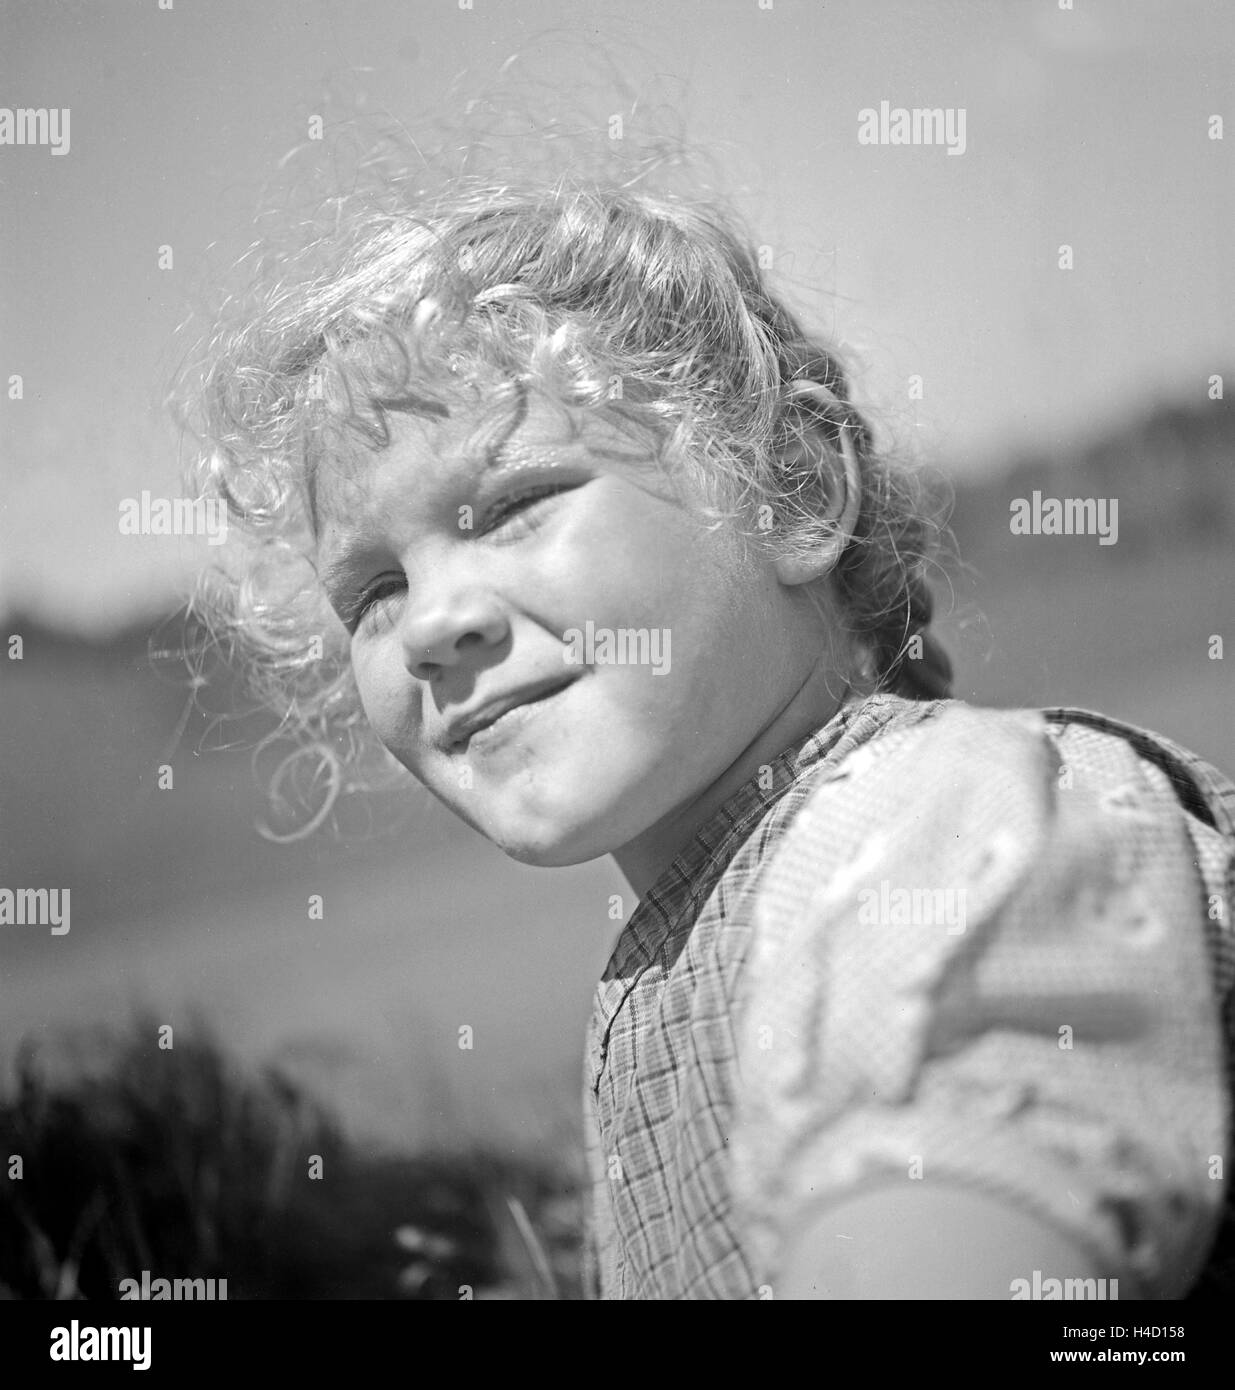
772;429;862;586
774;541;846;586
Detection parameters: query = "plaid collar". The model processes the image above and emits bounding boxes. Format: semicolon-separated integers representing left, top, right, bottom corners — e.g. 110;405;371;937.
594;691;921;1032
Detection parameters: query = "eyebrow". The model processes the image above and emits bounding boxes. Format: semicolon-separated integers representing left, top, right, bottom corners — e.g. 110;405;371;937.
307;384;532;534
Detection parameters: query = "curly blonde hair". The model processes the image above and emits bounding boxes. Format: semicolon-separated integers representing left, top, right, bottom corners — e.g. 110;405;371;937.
171;167;952;835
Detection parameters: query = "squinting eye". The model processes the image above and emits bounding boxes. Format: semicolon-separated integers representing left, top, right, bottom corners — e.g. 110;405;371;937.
478;484;568;537
348;578;405;635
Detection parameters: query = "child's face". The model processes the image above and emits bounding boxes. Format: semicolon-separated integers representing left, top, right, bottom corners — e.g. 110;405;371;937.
316;390;826;869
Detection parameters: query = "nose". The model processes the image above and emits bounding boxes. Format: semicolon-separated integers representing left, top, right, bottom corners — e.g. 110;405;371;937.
398;586;510;681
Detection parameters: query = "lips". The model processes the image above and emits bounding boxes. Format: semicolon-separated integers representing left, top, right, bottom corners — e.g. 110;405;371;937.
440;674;579;751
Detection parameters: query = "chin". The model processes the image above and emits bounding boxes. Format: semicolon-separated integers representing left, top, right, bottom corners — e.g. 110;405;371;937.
498;840;596;868
418;769;601;861
488;822;611;869
480;795;629;868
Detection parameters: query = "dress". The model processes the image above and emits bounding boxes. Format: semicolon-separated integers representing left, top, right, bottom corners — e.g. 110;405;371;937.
581;693;1235;1299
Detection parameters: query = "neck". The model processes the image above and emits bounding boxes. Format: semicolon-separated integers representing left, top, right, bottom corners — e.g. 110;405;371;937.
612;668;863;899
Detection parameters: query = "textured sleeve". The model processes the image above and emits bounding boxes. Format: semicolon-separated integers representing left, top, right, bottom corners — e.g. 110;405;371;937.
731;705;1230;1298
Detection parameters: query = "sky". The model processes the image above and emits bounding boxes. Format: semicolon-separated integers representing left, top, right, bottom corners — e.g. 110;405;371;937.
1;0;1232;634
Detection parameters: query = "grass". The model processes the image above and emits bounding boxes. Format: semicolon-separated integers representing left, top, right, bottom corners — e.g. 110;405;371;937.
0;1016;583;1300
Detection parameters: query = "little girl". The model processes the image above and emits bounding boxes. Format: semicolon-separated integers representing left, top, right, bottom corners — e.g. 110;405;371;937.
176;166;1235;1300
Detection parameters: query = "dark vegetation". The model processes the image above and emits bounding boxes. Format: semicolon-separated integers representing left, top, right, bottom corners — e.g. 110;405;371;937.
0;1018;583;1300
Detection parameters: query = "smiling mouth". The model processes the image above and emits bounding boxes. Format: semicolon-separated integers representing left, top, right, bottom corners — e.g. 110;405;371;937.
444;675;579;752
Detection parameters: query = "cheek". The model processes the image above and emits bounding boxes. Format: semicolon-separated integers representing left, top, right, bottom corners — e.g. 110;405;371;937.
350;649;489;818
543;492;786;748
547;479;755;630
351;644;423;763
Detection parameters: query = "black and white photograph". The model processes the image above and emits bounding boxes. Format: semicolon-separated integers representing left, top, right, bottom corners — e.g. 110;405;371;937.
1;0;1232;1360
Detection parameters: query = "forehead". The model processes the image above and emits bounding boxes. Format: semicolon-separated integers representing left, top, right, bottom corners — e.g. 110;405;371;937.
312;391;662;544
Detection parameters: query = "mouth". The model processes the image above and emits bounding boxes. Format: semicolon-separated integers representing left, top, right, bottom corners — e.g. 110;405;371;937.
441;674;580;752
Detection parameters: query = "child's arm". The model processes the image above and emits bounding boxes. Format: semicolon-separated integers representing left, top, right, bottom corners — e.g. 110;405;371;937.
778;1186;1107;1299
733;707;1229;1300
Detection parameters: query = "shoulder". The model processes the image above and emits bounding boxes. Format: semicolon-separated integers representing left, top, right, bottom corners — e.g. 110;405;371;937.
799;694;1182;808
732;697;1229;1295
751;700;1059;945
746;696;1217;1016
764;696;1207;909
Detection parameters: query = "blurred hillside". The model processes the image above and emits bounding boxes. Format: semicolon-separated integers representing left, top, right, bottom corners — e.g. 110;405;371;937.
939;389;1233;774
950;390;1233;564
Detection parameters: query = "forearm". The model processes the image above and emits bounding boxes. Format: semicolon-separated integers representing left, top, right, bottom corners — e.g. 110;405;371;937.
776;1184;1109;1300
